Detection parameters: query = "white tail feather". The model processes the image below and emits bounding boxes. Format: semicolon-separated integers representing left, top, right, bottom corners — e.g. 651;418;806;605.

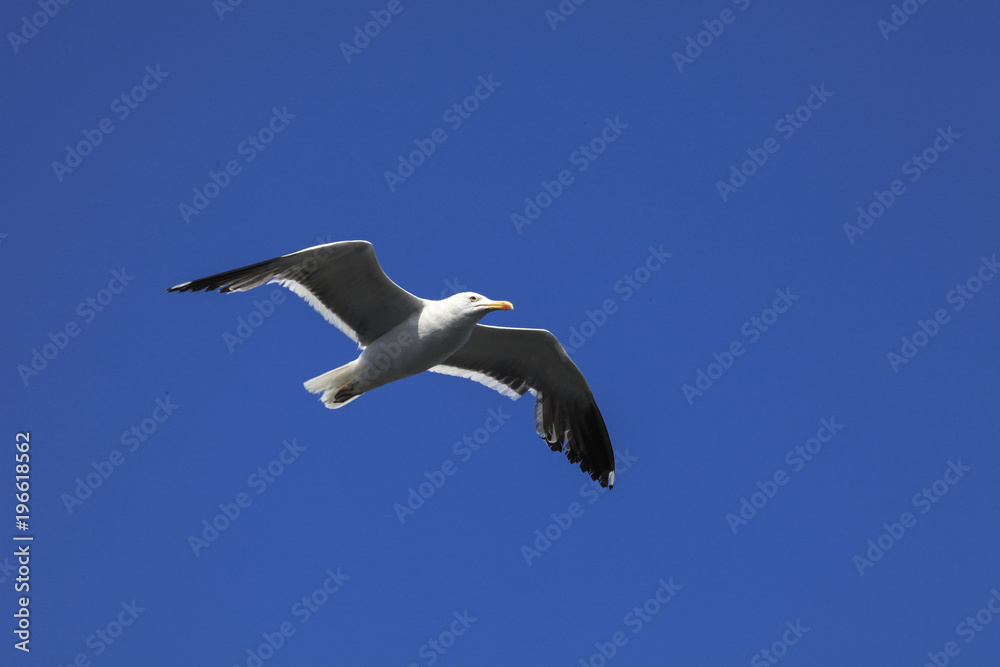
303;361;361;409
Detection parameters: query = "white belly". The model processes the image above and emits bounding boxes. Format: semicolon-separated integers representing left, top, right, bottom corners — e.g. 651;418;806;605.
353;314;472;392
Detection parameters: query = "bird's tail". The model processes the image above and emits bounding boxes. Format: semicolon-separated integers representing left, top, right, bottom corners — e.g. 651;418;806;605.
303;361;363;409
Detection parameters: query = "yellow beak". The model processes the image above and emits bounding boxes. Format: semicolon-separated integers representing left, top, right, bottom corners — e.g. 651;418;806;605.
476;300;513;311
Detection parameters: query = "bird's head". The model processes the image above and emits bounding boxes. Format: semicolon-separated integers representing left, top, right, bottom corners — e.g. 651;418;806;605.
448;292;514;321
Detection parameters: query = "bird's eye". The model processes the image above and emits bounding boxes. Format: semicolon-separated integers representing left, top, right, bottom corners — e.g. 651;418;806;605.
468;296;477;302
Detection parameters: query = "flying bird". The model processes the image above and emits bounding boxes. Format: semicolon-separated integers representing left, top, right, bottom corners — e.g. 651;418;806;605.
167;241;615;487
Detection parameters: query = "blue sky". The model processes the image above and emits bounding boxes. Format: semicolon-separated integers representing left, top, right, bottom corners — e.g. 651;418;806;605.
3;1;999;665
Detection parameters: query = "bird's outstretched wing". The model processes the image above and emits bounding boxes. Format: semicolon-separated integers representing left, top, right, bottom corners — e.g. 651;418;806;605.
431;324;616;487
167;241;423;347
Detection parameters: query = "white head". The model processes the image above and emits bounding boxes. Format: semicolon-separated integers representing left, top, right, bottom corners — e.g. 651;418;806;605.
441;291;514;322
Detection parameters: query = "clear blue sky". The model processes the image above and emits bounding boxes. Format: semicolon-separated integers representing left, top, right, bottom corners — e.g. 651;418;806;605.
3;1;999;665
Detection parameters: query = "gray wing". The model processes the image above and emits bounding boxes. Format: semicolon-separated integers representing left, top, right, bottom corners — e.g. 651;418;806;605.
430;324;616;488
167;241;423;347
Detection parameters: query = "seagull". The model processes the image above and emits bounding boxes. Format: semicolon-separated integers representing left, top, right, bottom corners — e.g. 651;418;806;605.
167;241;615;487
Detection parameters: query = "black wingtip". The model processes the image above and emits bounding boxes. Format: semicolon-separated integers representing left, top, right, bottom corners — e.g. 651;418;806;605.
544;398;615;488
578;402;616;488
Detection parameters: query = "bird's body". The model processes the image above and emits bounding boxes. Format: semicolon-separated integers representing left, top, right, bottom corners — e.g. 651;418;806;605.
310;292;508;406
168;240;616;487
